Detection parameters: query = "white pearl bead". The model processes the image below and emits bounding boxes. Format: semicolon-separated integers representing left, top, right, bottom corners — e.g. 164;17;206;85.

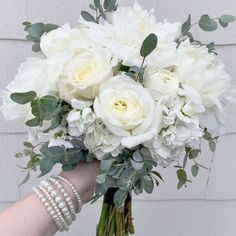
55;196;62;203
47;206;53;212
64;193;68;197
47;186;53;192
51;190;57;197
41;198;46;203
59;202;66;208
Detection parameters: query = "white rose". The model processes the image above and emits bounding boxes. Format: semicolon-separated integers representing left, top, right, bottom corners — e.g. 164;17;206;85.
1;55;68;121
59;48;117;101
144;68;179;101
84;120;122;159
40;24;93;57
94;74;162;148
84;3;180;67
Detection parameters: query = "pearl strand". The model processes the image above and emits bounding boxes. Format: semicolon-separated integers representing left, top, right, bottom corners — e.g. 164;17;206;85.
53;175;83;213
48;177;77;221
38;185;69;231
33;187;64;232
40;180;73;226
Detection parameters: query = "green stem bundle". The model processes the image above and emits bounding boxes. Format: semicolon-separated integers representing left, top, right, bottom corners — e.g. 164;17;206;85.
96;188;135;236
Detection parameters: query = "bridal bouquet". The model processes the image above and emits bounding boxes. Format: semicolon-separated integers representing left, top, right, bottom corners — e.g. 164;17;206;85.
1;0;235;235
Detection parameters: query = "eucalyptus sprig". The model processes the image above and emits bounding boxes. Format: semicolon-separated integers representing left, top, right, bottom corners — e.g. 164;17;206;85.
178;14;235;53
23;22;59;52
81;0;118;23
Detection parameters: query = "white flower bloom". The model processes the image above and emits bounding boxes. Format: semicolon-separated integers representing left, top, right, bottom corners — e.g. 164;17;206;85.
40;24;94;57
84;121;122;159
59;48;117;101
94;74;162;148
144;68;179;101
84;2;180;67
176;40;233;108
67;106;95;137
1;55;68;121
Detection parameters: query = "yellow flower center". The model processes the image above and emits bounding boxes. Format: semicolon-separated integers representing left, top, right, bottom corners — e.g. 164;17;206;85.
112;98;128;113
73;65;92;81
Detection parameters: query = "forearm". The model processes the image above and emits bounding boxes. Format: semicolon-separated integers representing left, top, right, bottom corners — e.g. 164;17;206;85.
0;161;100;236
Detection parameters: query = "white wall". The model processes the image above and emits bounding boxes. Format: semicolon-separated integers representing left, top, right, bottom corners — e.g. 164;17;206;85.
0;0;236;235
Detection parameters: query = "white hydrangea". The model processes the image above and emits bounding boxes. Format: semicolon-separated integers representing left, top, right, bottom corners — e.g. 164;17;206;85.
84;120;123;159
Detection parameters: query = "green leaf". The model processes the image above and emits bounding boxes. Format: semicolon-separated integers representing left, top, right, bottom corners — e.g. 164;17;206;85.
89;4;97;11
81;11;96;22
182;14;192;35
39;157;54;176
23;142;33;148
10;91;37;104
43;116;60;133
199;15;218;31
131;159;144;170
96;173;106;184
27;23;45;41
220;15;235;23
101;159;115;171
151;171;164;181
44;24;59;32
219;19;228;28
104;0;116;12
62;164;77;172
142;175;154;194
25;117;40;127
18;172;30;186
209;140;216;152
140;33;158;57
191;165;199;177
132;149;143;162
114;189;127;208
177;169;187;189
190;149;201;159
94;0;100;8
15;152;23;158
32;43;41;52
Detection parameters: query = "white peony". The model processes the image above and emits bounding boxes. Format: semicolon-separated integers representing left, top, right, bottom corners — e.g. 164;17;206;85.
59;48;117;101
144;68;179;101
84;2;180;67
94;74;162;148
1;55;68;121
40;24;94;58
84;120;122;159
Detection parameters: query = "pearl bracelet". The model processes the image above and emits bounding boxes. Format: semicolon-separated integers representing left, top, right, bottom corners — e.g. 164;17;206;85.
33;175;83;232
40;180;73;226
53;175;83;213
48;176;77;221
33;187;64;232
38;185;69;231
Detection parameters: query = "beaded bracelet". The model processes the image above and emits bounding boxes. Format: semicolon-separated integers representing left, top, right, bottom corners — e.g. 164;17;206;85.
40;180;73;226
48;176;76;221
33;187;64;232
38;185;69;231
53;175;83;213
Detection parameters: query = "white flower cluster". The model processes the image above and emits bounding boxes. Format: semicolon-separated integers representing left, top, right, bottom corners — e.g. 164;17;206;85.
1;3;234;166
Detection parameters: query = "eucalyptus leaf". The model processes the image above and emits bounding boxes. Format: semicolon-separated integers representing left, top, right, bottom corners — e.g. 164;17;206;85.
131;159;144;170
89;4;97;11
220;15;235;23
39;157;54;176
177;169;187;184
32;43;41;52
96;173;106;184
94;0;100;8
18;172;30;186
81;11;96;22
114;189;127;208
10;91;37;104
182;14;191;35
25;117;40;127
199;15;218;31
209;140;216;152
191;165;199;177
23;142;33;148
140;33;158;57
104;0;116;12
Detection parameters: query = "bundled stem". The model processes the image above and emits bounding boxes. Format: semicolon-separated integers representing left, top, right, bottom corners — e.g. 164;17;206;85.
96;188;135;236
